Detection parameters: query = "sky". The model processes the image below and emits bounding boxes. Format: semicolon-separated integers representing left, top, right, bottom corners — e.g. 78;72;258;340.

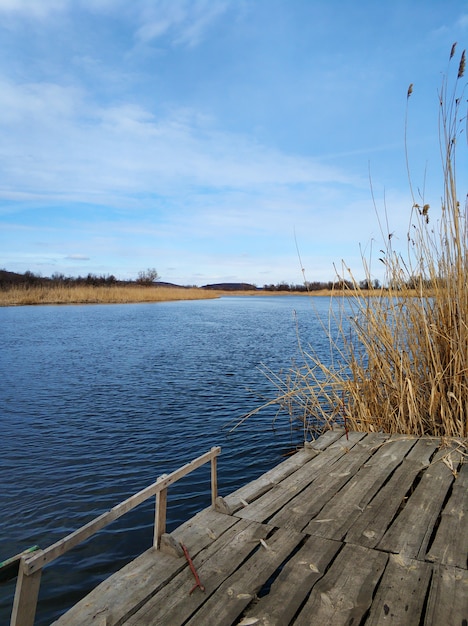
0;0;466;287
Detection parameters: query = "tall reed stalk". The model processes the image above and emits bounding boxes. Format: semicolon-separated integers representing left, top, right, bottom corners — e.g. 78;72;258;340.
260;46;467;439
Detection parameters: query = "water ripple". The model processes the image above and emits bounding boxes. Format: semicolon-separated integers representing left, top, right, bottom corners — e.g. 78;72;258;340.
0;296;334;624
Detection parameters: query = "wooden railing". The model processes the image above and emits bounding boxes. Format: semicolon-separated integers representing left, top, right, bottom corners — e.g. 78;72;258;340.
10;446;221;626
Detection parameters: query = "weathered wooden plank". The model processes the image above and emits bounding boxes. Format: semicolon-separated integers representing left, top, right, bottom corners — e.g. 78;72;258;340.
235;432;370;524
222;447;320;513
52;548;184;626
293;543;388;626
211;454;218;506
171;506;240;552
240;535;341;625
154;486;167;548
365;554;432;625
305;436;417;540
225;431;367;516
278;431;370;492
426;461;468;568
10;565;42;626
306;427;346;450
53;508;239;626
269;432;388;531
345;438;438;548
125;519;274;626
424;564;468;626
184;526;305;626
234;483;299;524
377;449;462;559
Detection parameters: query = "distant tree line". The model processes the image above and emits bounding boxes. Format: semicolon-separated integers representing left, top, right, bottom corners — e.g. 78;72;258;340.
262;279;382;292
0;268;160;288
0;269;119;287
4;269;437;292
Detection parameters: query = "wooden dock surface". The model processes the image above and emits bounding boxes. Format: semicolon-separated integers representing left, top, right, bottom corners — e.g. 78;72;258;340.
52;430;467;626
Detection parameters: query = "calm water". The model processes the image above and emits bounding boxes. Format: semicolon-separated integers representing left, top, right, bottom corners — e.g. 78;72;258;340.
0;295;336;624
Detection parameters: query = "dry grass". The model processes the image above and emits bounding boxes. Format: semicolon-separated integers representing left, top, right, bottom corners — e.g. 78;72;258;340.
0;284;222;306
0;286;381;306
244;45;468;440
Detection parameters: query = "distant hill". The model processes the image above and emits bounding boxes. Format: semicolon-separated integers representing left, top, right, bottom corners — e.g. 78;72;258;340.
151;281;184;288
202;282;258;291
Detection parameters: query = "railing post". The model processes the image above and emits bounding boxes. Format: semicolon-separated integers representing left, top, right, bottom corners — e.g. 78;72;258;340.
10;560;42;626
211;447;218;508
154;475;168;549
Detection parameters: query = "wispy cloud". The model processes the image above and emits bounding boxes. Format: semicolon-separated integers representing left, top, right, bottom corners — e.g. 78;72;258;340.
65;254;90;260
135;0;231;48
0;73;362;213
0;78;84;123
0;0;67;18
457;13;468;29
0;0;231;50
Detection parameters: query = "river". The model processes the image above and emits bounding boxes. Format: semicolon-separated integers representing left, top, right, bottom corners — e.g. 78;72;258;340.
0;295;336;624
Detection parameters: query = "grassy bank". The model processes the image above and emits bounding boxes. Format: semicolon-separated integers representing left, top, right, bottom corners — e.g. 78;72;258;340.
0;284;223;306
0;284;385;306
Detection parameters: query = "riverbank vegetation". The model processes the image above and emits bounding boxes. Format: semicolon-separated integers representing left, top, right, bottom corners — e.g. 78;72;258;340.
0;270;232;305
0;270;384;306
256;45;467;439
0;283;223;306
0;280;373;306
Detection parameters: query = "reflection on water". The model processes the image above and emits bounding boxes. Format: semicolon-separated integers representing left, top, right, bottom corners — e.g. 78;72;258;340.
0;296;335;624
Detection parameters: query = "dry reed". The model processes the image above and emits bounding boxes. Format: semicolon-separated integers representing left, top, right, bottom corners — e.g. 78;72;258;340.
0;286;369;307
247;45;468;439
0;284;221;306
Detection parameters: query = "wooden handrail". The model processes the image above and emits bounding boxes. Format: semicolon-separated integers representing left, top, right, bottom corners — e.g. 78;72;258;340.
10;446;221;626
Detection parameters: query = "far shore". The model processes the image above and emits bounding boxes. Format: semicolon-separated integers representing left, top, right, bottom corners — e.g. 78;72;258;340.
0;284;384;307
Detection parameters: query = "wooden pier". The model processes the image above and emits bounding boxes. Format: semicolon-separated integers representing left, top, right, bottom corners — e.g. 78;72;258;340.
10;429;468;625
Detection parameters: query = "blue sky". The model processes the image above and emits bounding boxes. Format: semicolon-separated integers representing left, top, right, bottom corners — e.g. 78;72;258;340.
0;0;466;286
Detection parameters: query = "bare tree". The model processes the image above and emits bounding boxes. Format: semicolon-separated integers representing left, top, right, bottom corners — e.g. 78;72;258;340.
136;268;160;284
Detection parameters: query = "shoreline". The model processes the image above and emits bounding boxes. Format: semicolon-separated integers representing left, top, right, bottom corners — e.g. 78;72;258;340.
0;286;388;307
0;285;382;307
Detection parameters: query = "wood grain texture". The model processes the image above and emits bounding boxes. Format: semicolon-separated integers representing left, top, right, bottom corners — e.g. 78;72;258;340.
45;433;467;626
